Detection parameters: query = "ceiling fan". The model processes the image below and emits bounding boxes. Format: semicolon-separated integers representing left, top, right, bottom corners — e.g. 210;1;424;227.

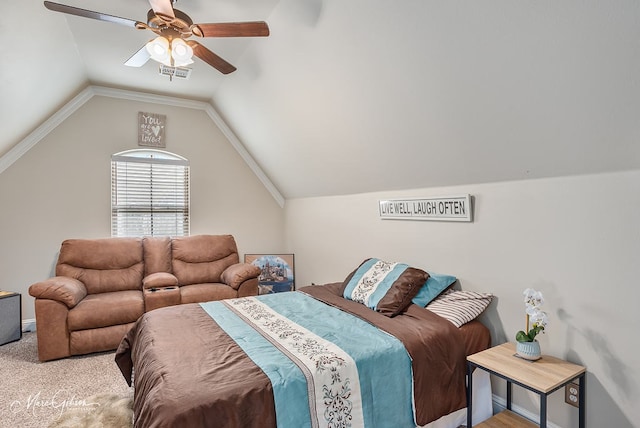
43;0;269;75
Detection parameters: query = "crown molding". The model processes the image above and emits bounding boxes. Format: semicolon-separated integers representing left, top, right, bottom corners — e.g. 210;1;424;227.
0;85;285;208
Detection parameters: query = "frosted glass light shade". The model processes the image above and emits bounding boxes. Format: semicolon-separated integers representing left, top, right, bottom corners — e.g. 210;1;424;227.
171;38;194;66
146;36;171;66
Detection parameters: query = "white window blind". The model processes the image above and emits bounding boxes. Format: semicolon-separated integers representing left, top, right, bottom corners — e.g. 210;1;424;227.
111;150;190;237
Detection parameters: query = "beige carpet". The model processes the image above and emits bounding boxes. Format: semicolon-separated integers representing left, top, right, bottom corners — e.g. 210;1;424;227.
0;332;133;428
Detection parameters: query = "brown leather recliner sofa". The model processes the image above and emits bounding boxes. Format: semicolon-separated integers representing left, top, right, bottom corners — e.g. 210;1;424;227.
28;234;260;362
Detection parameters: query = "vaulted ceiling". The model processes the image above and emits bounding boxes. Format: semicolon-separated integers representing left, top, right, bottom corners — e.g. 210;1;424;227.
4;1;640;199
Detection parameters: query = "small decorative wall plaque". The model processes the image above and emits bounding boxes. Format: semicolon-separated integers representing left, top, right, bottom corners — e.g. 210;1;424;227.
138;112;166;147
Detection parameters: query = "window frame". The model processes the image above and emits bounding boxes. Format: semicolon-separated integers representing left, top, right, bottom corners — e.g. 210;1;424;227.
111;149;190;237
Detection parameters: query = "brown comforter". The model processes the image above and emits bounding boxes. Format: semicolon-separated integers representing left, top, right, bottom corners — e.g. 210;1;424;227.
115;283;490;428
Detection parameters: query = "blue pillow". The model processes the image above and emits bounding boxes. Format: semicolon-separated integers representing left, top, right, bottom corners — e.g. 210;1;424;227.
411;272;457;307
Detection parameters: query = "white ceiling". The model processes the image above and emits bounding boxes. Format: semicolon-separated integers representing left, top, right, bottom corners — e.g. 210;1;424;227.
3;0;640;199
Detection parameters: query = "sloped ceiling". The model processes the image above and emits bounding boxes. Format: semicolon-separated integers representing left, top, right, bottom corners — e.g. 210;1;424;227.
3;0;640;199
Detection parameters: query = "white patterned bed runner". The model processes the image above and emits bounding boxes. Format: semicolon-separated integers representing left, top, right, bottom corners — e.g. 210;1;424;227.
225;297;365;428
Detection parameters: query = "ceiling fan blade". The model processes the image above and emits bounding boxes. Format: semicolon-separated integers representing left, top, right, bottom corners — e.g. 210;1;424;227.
124;45;151;67
43;1;143;28
148;0;175;19
188;41;236;74
192;22;270;38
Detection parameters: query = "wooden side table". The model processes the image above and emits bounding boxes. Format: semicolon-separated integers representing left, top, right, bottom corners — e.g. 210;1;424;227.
467;342;586;428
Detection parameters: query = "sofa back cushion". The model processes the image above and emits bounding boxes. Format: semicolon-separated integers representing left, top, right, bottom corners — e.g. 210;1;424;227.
172;235;239;286
56;238;144;294
143;236;172;276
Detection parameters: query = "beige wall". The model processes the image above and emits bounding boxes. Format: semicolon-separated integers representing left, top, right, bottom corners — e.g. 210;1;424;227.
285;170;640;428
0;95;285;320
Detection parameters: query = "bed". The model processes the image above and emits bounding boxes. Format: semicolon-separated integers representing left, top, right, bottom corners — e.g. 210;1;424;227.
116;274;493;428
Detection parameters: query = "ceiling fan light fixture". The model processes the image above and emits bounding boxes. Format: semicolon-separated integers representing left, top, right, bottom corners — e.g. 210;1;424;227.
171;38;194;66
146;36;171;65
43;1;270;74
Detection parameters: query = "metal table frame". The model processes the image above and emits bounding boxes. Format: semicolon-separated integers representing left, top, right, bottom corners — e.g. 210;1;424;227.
466;360;585;428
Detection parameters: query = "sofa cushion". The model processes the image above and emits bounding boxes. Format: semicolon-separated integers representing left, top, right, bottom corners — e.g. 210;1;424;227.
143;236;172;276
180;283;237;304
172;235;240;286
57;238;144;294
70;323;135;356
67;290;144;331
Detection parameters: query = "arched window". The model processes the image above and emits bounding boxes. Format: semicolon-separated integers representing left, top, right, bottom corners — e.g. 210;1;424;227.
111;149;190;237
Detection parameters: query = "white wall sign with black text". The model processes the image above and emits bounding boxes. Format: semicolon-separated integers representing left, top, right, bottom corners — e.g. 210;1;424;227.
379;195;472;222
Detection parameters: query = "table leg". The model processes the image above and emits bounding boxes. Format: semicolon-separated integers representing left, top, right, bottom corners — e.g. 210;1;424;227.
579;375;586;428
467;364;473;428
540;394;547;428
506;380;512;411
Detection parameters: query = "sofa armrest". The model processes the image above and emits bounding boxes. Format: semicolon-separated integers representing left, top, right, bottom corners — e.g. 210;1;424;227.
142;272;179;290
29;276;87;309
221;263;261;290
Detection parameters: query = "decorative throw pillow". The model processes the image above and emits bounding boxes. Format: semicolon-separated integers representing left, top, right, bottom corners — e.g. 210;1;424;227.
411;271;457;307
343;258;428;317
426;289;494;327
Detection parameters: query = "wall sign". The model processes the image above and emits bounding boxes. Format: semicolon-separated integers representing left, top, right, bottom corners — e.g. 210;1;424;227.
379;195;472;222
138;112;166;148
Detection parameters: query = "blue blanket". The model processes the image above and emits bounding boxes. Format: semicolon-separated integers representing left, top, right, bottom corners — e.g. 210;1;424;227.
200;292;415;428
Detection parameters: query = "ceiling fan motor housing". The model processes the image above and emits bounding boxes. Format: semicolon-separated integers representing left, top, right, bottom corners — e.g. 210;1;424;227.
146;8;195;37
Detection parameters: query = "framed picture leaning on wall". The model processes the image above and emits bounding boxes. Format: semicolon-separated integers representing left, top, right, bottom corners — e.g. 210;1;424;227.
244;254;295;295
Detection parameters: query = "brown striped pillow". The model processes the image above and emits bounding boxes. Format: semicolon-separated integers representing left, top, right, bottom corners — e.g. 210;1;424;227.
426;289;493;327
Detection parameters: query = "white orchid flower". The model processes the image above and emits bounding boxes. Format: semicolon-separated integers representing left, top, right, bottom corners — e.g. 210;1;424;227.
530;309;548;329
526;305;539;316
524;288;544;308
517;288;549;342
533;290;544;305
523;288;536;301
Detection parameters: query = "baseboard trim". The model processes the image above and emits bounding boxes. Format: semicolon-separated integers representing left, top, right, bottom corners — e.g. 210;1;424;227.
492;394;562;428
22;319;36;333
